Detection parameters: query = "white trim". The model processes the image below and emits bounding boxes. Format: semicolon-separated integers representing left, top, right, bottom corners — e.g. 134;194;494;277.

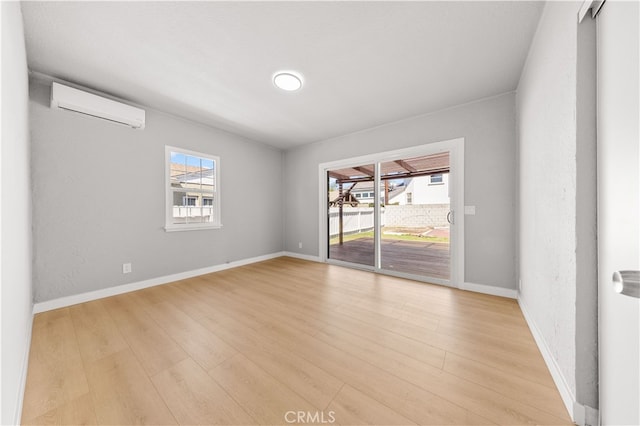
13;310;33;425
518;297;575;422
33;252;284;313
374;162;382;268
461;281;518;299
164;223;223;232
317;138;465;289
282;251;322;263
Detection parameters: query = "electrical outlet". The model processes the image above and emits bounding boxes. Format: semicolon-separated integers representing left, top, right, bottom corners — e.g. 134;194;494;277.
298;242;303;249
122;263;132;274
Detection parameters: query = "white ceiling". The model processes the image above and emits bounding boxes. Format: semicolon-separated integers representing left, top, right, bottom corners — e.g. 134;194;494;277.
21;1;543;149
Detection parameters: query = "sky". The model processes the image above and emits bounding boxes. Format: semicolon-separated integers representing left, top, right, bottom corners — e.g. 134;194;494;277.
170;151;214;170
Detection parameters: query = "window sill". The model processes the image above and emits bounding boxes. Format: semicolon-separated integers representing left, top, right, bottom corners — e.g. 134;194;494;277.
164;223;223;232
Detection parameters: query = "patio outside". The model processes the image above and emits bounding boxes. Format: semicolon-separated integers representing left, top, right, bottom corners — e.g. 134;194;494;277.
329;225;450;279
327;152;451;280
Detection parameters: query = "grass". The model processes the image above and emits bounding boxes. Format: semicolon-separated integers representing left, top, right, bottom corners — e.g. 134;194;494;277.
329;230;449;245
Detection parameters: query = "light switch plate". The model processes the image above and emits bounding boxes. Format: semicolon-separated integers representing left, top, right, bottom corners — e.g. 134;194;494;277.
464;205;476;215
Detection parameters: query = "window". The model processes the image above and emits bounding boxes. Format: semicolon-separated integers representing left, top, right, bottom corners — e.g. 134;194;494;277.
406;192;413;204
165;146;221;231
429;174;443;185
355;193;362;198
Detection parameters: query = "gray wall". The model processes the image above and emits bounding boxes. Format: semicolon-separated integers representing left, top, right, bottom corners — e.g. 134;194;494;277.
1;3;34;424
284;93;518;290
30;79;283;303
517;0;597;412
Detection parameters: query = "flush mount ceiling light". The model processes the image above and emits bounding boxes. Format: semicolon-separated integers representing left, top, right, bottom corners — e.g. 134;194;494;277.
273;71;303;91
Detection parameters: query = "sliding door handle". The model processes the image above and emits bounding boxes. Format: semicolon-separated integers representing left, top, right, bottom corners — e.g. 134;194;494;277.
447;210;453;224
613;270;640;298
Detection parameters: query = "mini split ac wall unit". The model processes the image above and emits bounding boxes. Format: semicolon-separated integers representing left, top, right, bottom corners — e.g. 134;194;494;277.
50;82;146;129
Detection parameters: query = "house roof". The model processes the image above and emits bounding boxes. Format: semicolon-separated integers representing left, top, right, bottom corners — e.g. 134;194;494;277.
171;168;215;182
388;181;410;198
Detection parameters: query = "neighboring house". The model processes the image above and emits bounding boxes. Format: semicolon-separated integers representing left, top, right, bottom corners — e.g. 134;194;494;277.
390;174;450;205
328;182;377;205
350;182;377;203
330;181;402;205
169;161;217;224
170;163;216;207
328;174;449;206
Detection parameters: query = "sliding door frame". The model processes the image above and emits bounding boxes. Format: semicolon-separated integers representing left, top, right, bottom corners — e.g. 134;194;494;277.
318;138;465;288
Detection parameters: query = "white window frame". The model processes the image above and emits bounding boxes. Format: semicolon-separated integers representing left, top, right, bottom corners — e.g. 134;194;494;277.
165;146;222;232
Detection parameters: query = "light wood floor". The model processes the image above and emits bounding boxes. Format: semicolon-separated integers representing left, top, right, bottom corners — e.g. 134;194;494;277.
22;257;572;425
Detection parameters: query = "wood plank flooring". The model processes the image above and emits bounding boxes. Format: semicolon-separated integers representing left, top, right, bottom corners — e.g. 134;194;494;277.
329;238;450;279
21;257;571;425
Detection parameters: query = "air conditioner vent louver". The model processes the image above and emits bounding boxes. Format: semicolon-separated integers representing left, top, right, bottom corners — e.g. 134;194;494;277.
50;82;145;130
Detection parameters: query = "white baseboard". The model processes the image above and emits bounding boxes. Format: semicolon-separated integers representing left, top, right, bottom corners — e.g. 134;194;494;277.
461;281;518;299
33;252;285;313
282;251;322;263
14;308;34;425
518;297;575;422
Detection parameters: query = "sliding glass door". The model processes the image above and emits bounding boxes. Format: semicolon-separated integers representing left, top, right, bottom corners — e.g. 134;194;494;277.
379;153;450;279
322;140;462;287
327;163;376;268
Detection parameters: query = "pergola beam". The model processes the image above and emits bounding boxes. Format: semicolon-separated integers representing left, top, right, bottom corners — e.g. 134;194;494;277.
333;167;450;184
328;171;351;181
353;166;375;177
394;159;418;173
